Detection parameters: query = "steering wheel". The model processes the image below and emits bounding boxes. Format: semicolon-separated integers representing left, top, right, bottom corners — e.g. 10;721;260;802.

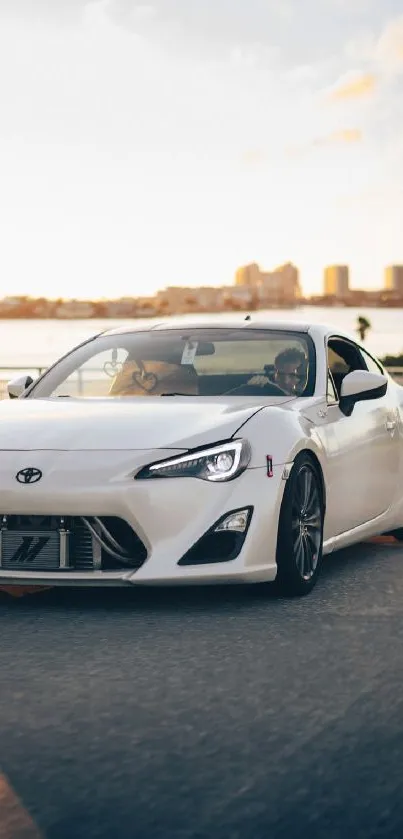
224;381;288;396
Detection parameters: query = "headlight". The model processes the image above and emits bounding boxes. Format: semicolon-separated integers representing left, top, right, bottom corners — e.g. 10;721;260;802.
136;440;251;482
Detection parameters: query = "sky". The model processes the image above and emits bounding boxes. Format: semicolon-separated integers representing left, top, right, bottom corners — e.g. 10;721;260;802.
0;0;402;298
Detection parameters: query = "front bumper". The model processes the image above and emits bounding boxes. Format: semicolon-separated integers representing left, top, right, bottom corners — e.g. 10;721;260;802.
0;450;285;587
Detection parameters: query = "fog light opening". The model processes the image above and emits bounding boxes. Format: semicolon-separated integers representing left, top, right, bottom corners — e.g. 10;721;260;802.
177;507;253;566
214;508;251;534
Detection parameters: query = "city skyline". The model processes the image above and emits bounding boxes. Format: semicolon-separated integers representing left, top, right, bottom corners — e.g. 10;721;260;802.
1;259;402;303
0;1;402;298
1;259;403;319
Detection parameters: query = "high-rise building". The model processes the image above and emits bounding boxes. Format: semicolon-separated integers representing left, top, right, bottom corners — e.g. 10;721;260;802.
385;265;403;295
259;263;301;304
234;262;300;304
234;263;261;287
323;265;350;298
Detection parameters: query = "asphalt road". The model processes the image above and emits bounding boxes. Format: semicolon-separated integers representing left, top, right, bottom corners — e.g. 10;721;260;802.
1;541;403;839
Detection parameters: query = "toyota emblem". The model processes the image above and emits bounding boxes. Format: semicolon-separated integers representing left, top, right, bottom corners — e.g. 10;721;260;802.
16;467;43;485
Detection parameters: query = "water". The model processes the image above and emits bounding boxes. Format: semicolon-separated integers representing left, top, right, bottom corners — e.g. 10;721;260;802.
1;306;402;371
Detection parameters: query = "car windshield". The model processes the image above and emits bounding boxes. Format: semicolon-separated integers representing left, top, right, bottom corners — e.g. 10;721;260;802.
29;328;315;399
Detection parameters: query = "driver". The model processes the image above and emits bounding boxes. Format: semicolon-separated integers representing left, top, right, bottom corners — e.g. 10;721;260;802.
248;347;307;395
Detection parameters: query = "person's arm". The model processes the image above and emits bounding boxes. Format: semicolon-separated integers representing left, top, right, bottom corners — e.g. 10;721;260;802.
246;374;270;387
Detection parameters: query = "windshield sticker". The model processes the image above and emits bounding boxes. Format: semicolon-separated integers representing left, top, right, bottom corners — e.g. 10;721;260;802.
181;340;198;365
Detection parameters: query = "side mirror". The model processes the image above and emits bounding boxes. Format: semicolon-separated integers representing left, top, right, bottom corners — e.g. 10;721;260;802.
339;370;388;416
7;374;34;399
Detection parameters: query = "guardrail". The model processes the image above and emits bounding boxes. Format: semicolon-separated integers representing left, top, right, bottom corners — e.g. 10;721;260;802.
1;365;403;399
0;367;91;399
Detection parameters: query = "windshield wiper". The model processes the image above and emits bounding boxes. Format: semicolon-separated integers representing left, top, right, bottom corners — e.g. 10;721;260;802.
160;392;195;397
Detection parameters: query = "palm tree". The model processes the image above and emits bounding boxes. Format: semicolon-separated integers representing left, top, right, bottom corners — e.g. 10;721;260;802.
357;315;371;342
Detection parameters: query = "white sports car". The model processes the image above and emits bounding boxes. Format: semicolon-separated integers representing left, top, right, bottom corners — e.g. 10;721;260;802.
0;319;402;596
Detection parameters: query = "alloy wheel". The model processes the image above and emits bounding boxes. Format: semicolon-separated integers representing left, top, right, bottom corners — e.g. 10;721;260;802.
291;465;322;581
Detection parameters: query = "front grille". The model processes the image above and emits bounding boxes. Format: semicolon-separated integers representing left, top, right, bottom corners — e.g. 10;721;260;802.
0;515;147;573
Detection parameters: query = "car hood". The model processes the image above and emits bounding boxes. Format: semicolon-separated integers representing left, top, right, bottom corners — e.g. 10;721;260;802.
0;396;295;451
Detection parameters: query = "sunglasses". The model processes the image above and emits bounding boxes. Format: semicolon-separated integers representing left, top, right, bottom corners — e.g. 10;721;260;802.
277;370;301;380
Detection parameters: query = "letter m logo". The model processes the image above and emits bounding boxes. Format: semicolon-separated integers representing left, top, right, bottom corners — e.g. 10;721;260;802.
10;536;50;564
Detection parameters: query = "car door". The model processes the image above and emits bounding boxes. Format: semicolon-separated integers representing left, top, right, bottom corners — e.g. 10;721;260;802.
318;337;399;539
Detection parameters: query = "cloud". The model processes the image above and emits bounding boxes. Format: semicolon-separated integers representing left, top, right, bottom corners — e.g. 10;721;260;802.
327;72;376;102
287;128;363;156
240;149;267;166
0;0;158;29
336;185;403;209
0;0;87;24
374;15;403;72
129;4;157;21
104;0;286;41
286;63;324;83
229;43;277;68
314;128;363;145
103;0;159;29
347;14;403;77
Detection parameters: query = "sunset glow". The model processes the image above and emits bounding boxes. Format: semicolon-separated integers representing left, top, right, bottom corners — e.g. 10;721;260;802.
0;0;402;298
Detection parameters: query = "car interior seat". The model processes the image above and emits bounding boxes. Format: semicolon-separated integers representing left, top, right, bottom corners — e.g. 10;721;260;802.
109;360;199;396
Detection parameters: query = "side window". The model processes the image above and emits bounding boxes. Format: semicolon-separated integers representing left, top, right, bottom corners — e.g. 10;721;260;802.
327;338;366;398
359;347;384;375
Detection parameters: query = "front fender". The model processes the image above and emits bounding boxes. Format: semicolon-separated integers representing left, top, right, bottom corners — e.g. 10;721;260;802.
240;403;327;474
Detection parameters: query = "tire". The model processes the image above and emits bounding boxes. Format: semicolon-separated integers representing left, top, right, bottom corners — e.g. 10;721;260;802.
275;454;324;597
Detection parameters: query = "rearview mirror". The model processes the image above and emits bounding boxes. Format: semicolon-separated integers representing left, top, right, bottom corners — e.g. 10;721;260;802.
7;374;35;399
339;370;387;416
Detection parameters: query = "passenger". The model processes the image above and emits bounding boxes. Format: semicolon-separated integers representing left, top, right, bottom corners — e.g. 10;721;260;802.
109;359;199;396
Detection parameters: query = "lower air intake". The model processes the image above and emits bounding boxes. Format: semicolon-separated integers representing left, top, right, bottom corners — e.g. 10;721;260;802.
0;516;147;572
